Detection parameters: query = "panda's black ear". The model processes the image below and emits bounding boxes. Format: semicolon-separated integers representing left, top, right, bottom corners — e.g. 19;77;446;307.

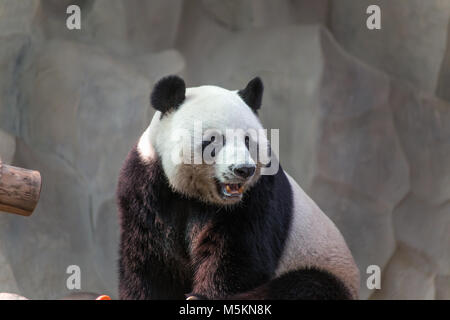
238;77;264;112
151;75;186;114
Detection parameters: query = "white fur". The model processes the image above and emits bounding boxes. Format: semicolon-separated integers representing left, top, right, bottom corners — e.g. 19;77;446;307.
275;172;360;298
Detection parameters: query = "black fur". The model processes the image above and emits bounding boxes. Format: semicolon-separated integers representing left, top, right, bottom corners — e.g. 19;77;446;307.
117;146;352;300
150;75;186;114
238;77;264;113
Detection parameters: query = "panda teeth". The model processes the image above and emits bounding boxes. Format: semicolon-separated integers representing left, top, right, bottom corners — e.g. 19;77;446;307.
224;183;243;196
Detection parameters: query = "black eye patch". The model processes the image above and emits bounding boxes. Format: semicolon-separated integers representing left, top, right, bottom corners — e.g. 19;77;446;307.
202;136;215;151
245;135;250;149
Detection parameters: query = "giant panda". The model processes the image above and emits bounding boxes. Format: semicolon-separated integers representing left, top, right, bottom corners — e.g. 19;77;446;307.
117;75;360;300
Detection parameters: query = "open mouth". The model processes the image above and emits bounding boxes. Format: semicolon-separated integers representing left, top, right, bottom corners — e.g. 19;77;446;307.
215;180;245;200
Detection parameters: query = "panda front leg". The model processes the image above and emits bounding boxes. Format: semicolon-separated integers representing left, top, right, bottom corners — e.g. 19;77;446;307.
187;227;273;300
187;230;352;300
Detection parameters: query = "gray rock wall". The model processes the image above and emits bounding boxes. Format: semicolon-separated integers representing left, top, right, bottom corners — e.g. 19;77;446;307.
0;0;449;299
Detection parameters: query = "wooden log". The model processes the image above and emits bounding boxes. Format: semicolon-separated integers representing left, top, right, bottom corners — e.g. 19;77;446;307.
0;159;41;216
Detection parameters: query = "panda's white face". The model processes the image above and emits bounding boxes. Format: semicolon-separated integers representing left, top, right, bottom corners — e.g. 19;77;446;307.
140;84;268;205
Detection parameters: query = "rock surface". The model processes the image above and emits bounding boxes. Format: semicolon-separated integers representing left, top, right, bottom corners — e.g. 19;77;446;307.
0;139;105;299
436;20;450;102
390;81;450;206
0;129;15;164
0;35;32;135
0;0;39;36
329;0;450;93
435;275;450;300
0;250;20;295
394;195;450;275
371;244;436;300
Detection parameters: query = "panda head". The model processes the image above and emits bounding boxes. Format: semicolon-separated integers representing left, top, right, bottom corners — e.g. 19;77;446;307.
139;75;268;206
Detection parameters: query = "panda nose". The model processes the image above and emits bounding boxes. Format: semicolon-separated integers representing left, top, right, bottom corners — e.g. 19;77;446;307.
233;164;256;179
